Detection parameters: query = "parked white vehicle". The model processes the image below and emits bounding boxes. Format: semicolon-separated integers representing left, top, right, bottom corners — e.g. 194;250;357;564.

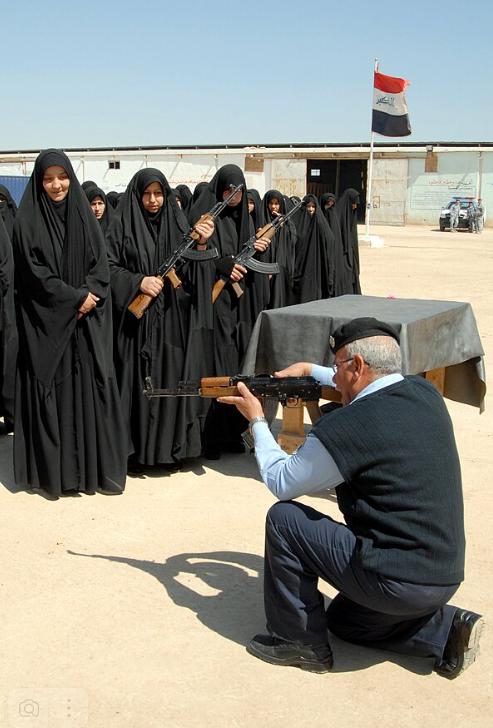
439;197;485;231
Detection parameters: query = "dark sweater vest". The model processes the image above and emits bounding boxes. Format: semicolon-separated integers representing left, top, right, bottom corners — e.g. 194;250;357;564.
312;377;465;585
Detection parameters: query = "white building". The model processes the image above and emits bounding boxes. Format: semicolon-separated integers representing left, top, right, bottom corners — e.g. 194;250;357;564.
0;142;490;226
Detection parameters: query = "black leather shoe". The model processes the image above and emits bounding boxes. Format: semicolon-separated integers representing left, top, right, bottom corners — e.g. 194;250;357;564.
434;609;484;679
246;634;333;673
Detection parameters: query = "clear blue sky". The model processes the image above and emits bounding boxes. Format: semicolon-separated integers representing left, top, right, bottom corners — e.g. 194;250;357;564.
2;0;492;149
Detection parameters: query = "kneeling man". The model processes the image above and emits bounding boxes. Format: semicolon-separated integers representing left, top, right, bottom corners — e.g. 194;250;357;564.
219;317;483;678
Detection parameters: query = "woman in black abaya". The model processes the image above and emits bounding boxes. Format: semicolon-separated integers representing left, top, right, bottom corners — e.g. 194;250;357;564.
320;192;346;296
84;185;114;234
291;194;335;304
174;185;193;219
0;185;17;240
335;188;362;294
13;149;126;497
247;189;262;230
106;191;122;210
188;165;271;457
0;216;17;432
260;189;297;309
106;169;213;468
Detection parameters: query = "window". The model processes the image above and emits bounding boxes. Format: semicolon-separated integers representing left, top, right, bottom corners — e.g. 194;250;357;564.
108;160;120;170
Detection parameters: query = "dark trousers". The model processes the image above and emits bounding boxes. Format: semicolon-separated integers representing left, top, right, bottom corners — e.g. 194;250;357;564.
264;501;459;661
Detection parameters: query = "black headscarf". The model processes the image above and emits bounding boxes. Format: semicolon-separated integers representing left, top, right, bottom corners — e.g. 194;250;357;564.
188;164;269;370
0;184;18;240
106;167;189;315
191;181;208;204
13;148;110;384
283;195;295;213
174;184;193;218
260;189;297;309
85;185;114;234
335;188;361;294
261;189;297;275
189;164;251;257
247;189;262;230
320;192;337;210
106;191;122;209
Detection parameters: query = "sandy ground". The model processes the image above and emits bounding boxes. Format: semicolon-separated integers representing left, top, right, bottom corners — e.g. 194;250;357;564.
0;224;491;728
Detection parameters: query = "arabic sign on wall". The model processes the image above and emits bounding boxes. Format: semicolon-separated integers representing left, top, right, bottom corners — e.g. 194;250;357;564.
410;174;476;210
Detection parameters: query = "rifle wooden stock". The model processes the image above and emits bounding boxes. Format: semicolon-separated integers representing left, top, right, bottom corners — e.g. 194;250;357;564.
256;222;278;241
211;278;227;304
211;278;244;303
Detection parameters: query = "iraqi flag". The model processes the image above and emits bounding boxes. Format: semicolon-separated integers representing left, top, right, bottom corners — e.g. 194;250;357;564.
372;71;411;137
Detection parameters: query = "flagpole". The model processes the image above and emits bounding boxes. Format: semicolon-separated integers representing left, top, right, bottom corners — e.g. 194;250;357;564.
365;58;379;237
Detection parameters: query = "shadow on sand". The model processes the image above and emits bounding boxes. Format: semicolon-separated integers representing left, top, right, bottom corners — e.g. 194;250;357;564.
68;548;431;676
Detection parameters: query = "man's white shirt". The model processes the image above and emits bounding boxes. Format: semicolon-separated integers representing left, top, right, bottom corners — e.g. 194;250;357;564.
251;367;403;500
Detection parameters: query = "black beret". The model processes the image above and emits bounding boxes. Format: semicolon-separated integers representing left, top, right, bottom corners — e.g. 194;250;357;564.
329;317;400;353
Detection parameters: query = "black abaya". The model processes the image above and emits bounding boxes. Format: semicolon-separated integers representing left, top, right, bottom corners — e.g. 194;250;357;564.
188;165;271;452
174;185;193;219
106;168;195;466
320;192;346;297
0;216;17;428
247;189;262;230
292;194;335;304
13;149;126;497
0;184;17;240
335;188;362;295
84;185;114;235
260;190;297;309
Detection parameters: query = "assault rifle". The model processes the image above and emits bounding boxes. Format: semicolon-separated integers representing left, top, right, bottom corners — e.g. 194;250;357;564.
128;183;244;319
143;373;340;453
211;198;305;304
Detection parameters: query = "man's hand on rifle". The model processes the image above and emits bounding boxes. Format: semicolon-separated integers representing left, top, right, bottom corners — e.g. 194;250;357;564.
140;276;164;298
217;381;264;421
194;218;215;244
274;362;313;378
78;292;100;319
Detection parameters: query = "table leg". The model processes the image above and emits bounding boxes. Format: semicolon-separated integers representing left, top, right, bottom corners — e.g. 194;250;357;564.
424;367;446;394
277;402;305;454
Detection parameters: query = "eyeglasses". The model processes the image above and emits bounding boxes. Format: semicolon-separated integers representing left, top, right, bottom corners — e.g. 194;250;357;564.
332;357;354;372
333;357;372;372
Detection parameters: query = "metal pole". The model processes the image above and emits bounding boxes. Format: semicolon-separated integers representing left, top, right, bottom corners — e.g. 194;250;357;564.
365;58;379;237
477;150;483;198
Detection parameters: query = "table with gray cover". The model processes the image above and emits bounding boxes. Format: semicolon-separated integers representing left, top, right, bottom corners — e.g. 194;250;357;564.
242;295;486;411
